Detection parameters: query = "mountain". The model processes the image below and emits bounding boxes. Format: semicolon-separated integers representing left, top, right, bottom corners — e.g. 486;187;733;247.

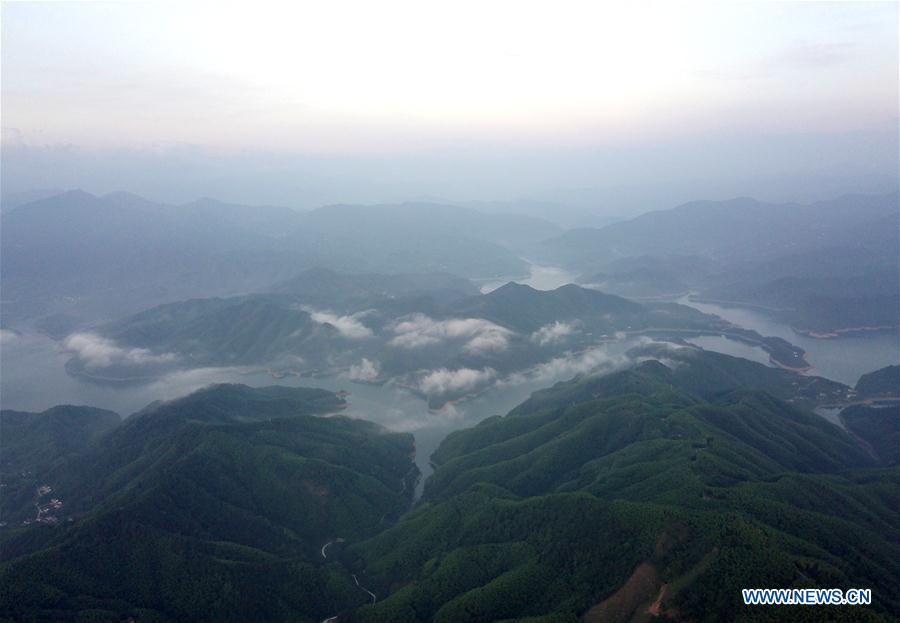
0;405;121;529
0;190;307;328
854;365;899;399
3;352;895;622
0;187;65;213
449;282;644;333
512;342;852;415
303;201;561;251
63;280;812;405
75;294;339;379
840;404;899;466
548;193;899;334
697;253;899;334
448;283;809;369
345;359;899;623
580;255;716;298
0;384;417;622
1;193;544;331
269;267;479;311
543;193;897;268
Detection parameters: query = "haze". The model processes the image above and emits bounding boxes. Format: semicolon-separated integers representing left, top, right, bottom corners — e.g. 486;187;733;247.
3;1;898;210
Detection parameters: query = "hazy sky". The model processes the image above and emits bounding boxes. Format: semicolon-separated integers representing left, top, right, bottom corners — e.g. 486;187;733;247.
2;1;898;210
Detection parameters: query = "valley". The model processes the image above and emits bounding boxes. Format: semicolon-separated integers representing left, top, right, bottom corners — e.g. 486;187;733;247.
3;8;898;621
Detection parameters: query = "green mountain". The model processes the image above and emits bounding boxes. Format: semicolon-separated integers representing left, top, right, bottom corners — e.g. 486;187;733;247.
73;280;811;403
450;282;645;333
0;405;121;528
343;359;898;623
840;405;899;466
3;352;896;622
0;384;417;623
89;294;336;374
854;365;899;399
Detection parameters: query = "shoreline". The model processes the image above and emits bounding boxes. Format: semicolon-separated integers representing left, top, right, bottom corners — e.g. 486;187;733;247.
688;296;900;340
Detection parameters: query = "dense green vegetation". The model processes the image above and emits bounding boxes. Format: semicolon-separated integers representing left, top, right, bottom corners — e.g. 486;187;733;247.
0;385;417;622
854;365;899;399
74;279;810;400
840;404;899;465
513;342;850;414
0;405;121;527
344;359;898;622
4;350;895;622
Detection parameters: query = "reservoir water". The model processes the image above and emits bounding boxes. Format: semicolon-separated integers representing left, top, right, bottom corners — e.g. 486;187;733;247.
3;265;895;495
677;296;899;386
0;329;639;495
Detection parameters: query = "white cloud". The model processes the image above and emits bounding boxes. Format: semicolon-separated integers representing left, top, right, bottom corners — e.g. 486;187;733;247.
462;332;509;355
417;367;496;396
390;314;511;354
531;321;578;346
62;332;178;369
307;309;373;338
345;357;380;382
503;346;631;385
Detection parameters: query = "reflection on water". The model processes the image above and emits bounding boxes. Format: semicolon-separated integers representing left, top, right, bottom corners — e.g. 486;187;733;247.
678;296;899;385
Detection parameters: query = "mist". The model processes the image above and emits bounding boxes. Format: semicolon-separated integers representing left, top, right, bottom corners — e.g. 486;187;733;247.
2;3;898;621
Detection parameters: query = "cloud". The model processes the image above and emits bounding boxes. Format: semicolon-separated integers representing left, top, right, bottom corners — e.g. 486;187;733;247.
307;309;373;338
417;367;496;396
62;332;178;369
503;346;631;386
462;332;510;355
345;358;380;382
389;314;511;354
531;321;578;346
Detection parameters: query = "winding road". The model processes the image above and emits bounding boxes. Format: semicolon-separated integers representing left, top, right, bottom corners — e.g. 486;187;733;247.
319;539;376;622
352;574;377;604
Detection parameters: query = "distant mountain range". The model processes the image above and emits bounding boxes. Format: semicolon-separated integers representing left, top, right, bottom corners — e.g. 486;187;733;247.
539;193;898;334
1;191;559;328
3;352;896;622
5;189;895;337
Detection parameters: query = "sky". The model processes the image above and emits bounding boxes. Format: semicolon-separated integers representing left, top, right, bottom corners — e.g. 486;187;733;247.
2;1;898;211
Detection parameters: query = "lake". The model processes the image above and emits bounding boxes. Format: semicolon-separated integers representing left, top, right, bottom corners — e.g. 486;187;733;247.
677;296;899;385
0;329;639;495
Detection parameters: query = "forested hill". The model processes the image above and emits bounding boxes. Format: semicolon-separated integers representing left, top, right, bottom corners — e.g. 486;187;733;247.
0;384;418;622
2;356;897;622
346;359;899;623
